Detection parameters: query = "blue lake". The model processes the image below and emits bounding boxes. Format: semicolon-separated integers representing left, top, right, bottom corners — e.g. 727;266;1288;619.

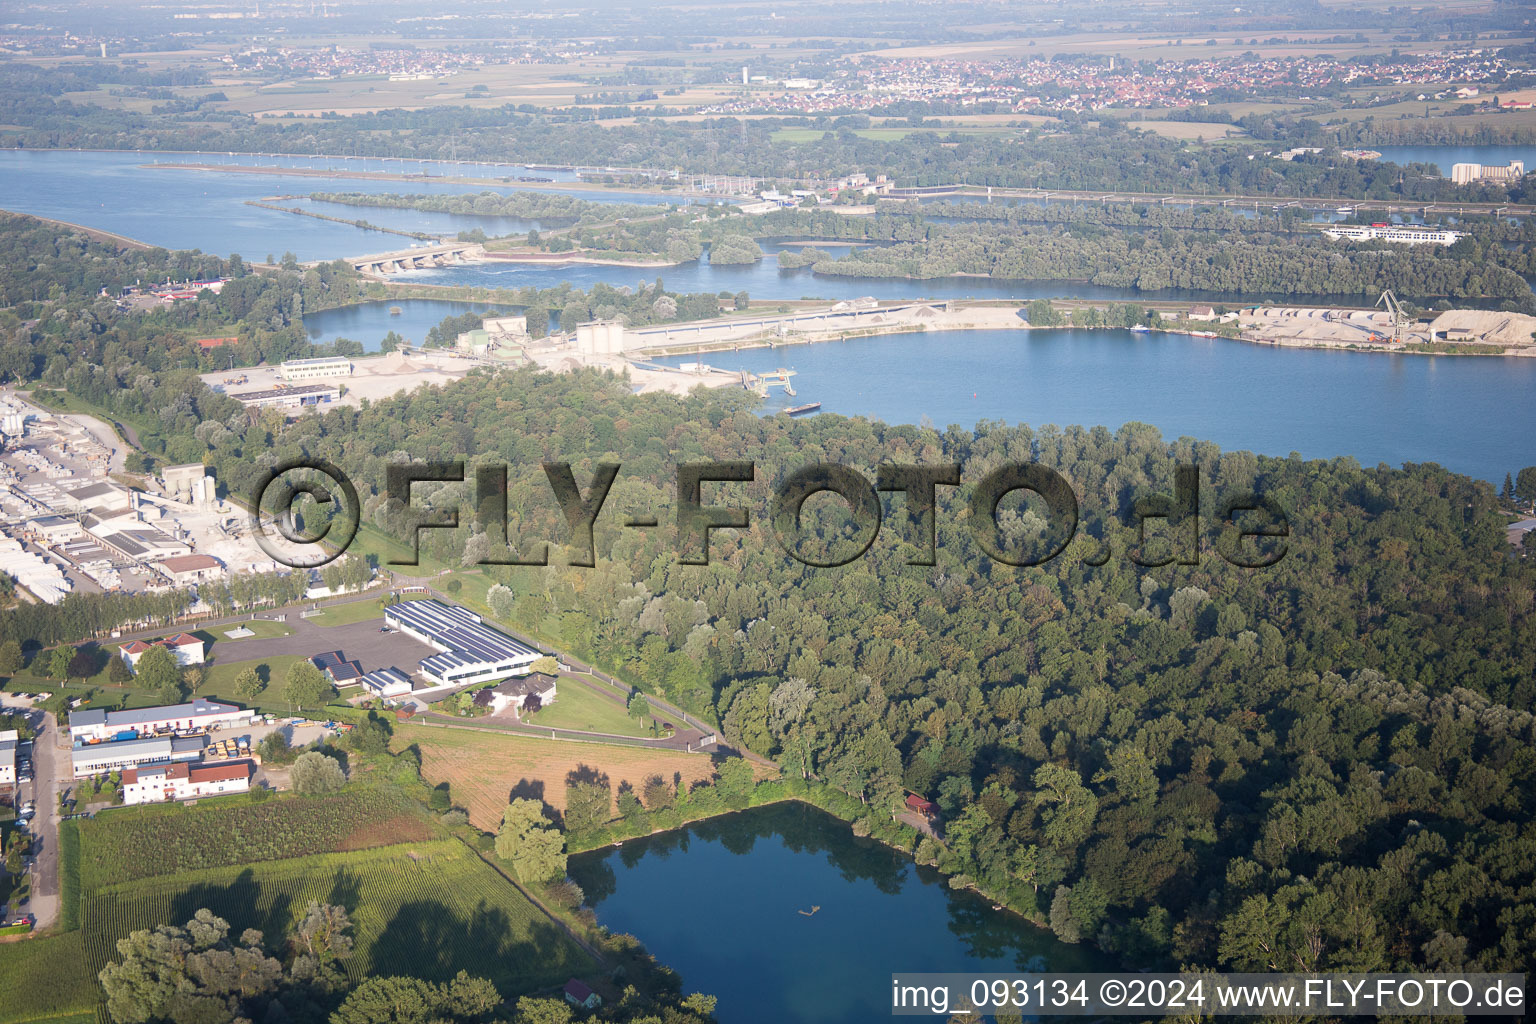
653;327;1536;484
568;803;1108;1024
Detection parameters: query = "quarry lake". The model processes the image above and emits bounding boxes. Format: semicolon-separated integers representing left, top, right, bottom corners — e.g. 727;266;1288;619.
567;803;1108;1024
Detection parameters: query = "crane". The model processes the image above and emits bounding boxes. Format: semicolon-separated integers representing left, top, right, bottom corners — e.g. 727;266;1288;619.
1376;289;1411;343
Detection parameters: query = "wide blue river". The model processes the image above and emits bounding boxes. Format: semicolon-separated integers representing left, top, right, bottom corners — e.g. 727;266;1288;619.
569;803;1109;1024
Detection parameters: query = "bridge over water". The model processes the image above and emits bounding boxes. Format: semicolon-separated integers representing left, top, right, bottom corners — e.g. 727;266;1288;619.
339;242;486;275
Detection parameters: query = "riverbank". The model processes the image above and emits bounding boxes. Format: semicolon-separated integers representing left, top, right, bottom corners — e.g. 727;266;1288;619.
143;162;718;199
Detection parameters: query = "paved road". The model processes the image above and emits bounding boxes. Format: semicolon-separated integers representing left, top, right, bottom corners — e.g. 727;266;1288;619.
26;712;66;929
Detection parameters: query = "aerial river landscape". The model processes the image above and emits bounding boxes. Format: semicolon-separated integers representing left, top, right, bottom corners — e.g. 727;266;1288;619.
5;147;1534;487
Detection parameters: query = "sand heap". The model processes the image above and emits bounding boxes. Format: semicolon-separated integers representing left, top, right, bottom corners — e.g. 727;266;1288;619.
1427;310;1536;349
377;349;424;374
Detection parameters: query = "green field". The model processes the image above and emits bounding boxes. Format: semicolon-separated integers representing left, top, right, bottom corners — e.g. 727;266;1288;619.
523;678;654;737
0;787;592;1024
81;841;592;990
306;591;429;627
201;619;294;643
194;653;305;712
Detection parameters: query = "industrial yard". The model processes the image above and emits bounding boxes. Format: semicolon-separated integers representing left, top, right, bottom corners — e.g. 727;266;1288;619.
0;391;294;605
1236;306;1536;353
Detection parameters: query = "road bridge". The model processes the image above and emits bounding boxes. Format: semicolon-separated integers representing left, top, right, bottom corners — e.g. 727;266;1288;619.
343;242;485;275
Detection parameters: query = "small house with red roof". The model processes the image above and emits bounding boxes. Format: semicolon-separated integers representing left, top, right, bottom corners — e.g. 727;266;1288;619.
563;979;601;1010
904;794;938;818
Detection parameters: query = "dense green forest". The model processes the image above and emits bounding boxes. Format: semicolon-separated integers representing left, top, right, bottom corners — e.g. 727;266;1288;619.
171;363;1536;975
5;222;1536;979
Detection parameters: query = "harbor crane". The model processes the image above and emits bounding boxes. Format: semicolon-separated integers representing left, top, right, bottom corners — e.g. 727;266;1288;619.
1376;290;1412;343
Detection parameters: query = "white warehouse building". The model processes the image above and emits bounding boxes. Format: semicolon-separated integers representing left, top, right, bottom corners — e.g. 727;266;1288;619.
69;698;249;743
384;599;541;687
278;356;353;381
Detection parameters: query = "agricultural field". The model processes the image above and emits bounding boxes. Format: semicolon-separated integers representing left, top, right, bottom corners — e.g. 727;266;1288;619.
396;723;719;831
80;842;592;992
76;787;435;888
0;933;96;1024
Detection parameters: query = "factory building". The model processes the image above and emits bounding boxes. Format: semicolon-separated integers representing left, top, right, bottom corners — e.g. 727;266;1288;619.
71;734;207;778
1450;160;1525;185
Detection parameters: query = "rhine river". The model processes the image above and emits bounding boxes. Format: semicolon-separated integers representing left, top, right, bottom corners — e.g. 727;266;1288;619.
7;148;1535;482
569;803;1109;1024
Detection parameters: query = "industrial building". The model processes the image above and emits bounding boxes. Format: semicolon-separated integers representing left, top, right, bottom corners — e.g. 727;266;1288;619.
228;383;343;410
278;356;353;381
72;734;207;778
156;553;224;586
1450;160;1525;185
29;515;84;545
68;697;246;743
383;599;541;687
121;761;251;805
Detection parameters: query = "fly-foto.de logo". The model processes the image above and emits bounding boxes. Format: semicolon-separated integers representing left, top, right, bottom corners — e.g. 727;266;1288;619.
251;460;1289;570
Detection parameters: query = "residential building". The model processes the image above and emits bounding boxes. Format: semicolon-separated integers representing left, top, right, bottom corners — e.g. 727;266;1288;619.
121;761;251;805
119;633;206;673
564;980;601;1010
71;734;207;778
0;730;17;785
68;697;246;743
384;599;540;687
485;673;558;714
278;356;353;380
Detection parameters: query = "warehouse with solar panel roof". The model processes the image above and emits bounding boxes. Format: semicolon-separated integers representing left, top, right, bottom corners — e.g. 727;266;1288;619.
384;598;544;688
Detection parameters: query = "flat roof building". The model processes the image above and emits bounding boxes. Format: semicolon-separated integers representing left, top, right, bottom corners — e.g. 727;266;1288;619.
69;697;246;743
384;599;540;687
157;553;223;585
228;384;342;410
278;356;352;381
72;734;206;778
